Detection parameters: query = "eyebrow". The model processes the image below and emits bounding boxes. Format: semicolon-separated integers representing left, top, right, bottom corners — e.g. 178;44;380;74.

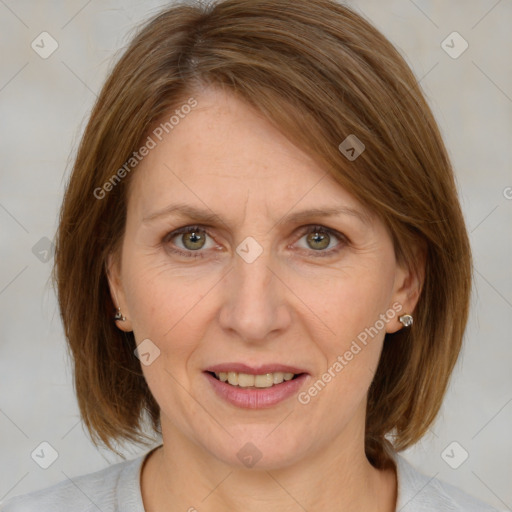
142;203;371;227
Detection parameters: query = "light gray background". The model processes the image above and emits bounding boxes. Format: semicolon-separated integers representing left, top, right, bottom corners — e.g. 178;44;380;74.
0;0;511;509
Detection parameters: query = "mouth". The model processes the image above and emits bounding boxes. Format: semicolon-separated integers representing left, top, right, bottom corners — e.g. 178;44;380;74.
206;370;304;388
203;369;310;409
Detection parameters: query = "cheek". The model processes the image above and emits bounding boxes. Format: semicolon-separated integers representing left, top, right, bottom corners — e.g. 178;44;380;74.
127;273;204;342
121;252;216;366
298;261;395;409
123;265;208;412
321;265;395;398
296;260;394;347
299;281;390;424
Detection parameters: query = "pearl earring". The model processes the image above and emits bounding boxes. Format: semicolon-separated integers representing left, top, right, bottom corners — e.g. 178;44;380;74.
399;314;413;327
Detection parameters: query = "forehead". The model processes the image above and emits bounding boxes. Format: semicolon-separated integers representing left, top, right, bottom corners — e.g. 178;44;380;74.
127;87;368;222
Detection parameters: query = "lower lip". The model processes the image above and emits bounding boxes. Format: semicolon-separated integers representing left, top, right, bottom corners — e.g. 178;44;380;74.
204;372;309;409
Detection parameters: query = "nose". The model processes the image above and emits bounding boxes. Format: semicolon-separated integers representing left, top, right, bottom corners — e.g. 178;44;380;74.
218;241;292;343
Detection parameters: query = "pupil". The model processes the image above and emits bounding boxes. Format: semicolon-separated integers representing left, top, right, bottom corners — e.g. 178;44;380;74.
185;231;204;249
309;231;329;250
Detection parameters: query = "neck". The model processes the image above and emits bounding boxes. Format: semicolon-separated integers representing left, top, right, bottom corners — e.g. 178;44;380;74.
141;420;397;512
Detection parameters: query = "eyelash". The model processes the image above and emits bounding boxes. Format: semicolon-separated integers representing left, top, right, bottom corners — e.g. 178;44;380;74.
163;224;348;259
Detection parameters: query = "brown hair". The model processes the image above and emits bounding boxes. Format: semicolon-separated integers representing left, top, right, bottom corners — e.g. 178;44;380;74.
52;0;472;467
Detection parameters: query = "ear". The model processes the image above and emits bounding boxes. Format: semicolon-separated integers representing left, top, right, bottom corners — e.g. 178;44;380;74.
106;252;133;332
386;242;426;334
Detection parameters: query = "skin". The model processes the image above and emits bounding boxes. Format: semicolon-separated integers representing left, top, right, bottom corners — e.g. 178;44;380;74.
107;86;424;512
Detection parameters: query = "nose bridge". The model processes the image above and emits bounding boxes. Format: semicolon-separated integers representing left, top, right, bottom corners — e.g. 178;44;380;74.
236;239;274;299
219;235;289;340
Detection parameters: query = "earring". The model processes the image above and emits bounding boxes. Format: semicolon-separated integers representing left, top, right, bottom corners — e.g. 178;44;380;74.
111;286;126;321
399;314;413;327
114;307;126;321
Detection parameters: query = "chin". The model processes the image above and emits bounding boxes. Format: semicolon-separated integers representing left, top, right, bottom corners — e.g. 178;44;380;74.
203;429;308;471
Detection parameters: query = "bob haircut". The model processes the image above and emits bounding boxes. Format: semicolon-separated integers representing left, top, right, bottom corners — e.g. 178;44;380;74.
53;0;472;469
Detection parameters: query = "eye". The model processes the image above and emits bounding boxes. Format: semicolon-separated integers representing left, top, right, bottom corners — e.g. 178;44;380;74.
164;225;216;258
294;224;347;257
163;224;348;259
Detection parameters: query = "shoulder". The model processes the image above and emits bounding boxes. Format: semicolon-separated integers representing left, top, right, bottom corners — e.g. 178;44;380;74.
394;453;502;512
0;453;146;512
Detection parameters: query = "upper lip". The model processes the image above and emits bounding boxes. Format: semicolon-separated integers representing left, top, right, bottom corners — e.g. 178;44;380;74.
205;363;309;375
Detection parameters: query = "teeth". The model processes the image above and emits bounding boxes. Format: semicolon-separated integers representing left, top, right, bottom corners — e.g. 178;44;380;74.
215;371;297;388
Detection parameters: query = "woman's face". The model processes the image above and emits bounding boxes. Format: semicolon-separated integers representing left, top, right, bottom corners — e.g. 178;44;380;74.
108;86;420;469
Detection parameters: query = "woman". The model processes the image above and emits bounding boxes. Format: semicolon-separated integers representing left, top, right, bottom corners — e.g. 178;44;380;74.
2;0;500;510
